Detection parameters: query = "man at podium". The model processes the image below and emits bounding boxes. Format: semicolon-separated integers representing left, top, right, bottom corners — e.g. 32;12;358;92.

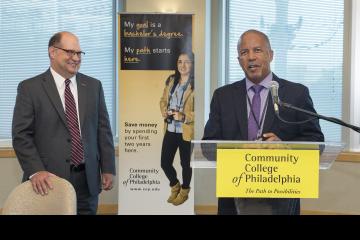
203;29;324;215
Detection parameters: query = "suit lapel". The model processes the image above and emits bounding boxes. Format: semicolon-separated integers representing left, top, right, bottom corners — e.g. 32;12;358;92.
233;80;248;139
76;74;87;130
41;69;68;127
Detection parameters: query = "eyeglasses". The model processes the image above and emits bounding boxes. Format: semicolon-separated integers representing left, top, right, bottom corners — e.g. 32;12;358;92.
53;46;85;58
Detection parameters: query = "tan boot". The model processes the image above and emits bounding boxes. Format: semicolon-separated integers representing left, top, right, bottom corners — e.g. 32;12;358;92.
172;188;190;206
167;182;181;203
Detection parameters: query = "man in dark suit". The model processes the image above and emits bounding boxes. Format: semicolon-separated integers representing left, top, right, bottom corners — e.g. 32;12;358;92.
203;29;324;215
12;31;115;215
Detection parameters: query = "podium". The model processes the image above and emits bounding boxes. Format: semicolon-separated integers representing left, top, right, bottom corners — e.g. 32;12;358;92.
191;140;345;215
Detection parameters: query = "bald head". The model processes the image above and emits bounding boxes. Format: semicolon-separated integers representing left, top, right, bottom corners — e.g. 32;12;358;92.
237;29;272;54
48;31;79;48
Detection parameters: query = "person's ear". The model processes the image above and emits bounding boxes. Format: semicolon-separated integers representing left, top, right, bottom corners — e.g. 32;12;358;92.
269;49;274;62
49;46;56;59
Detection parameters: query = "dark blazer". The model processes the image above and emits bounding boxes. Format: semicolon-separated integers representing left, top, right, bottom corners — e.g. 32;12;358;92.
12;69;115;196
203;74;324;214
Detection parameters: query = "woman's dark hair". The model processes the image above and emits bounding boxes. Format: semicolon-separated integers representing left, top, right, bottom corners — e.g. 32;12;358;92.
167;51;194;91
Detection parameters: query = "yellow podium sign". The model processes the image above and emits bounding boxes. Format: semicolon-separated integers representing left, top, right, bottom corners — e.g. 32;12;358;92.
216;149;319;198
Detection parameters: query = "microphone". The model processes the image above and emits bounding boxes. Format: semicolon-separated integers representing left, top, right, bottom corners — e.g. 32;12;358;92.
270;81;280;114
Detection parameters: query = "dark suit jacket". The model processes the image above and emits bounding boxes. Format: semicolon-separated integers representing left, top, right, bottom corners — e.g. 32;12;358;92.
202;74;324;214
12;69;115;196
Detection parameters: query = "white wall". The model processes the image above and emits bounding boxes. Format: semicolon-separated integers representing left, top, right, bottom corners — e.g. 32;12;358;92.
302;162;360;214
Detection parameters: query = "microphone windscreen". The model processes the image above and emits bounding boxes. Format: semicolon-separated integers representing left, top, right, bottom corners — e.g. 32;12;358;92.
269;81;279;105
270;80;279;88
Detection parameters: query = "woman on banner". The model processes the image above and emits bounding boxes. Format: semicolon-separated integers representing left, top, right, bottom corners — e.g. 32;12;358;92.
160;50;194;206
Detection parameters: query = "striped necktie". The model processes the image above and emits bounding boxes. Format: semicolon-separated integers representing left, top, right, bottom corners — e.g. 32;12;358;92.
64;79;84;166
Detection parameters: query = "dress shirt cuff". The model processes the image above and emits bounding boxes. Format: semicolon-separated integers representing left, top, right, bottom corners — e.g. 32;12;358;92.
29;172;40;179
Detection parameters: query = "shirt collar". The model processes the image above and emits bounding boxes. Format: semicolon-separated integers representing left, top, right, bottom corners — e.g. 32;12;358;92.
246;72;273;92
50;67;77;88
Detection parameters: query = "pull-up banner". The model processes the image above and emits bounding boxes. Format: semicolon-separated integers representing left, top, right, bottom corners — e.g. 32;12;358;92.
118;13;194;214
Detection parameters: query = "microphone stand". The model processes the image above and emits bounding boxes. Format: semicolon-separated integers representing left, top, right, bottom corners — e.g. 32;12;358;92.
277;101;360;134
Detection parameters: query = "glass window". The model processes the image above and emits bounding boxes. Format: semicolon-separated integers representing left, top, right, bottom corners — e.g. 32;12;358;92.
0;0;115;139
227;0;344;142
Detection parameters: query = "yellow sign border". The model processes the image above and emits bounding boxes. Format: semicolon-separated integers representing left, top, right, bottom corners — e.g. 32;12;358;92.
216;149;319;198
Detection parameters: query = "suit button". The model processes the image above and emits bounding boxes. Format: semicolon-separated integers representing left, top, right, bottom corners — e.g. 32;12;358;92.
66;159;70;163
67;139;71;143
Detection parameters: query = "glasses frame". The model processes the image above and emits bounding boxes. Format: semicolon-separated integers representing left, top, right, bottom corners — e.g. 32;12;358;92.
53;46;85;58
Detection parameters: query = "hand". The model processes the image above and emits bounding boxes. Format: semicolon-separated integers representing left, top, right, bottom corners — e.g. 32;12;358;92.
172;111;184;121
102;173;114;191
262;132;281;141
162;110;168;119
30;171;56;196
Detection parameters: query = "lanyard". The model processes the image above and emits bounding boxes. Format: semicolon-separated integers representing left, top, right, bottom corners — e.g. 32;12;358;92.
168;80;190;110
246;91;270;139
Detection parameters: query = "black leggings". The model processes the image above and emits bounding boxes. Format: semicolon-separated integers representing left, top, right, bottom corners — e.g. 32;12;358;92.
160;131;192;188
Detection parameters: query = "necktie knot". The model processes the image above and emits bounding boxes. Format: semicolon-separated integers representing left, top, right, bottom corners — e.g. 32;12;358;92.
251;85;264;94
65;79;71;87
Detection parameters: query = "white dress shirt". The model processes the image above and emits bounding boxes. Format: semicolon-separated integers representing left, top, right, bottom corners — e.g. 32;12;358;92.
50;67;82;133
